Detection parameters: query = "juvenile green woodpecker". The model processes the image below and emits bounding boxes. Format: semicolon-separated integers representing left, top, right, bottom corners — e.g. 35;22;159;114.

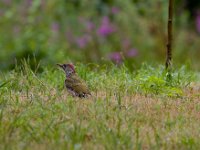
57;63;91;98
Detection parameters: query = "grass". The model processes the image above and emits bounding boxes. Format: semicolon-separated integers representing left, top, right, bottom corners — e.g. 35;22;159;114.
0;62;200;150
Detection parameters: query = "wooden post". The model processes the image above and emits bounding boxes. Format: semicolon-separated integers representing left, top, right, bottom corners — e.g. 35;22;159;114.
165;0;173;69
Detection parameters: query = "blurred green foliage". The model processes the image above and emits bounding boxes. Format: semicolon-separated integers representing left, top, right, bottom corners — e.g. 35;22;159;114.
0;0;200;71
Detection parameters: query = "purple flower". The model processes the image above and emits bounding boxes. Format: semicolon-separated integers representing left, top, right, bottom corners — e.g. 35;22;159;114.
41;1;46;9
78;17;95;32
75;35;91;49
27;0;32;6
66;30;75;44
51;22;59;32
0;9;3;16
13;26;20;35
24;0;33;6
3;0;11;5
111;6;120;14
196;11;200;33
109;52;122;64
126;49;138;58
86;21;95;31
122;38;131;49
97;16;116;37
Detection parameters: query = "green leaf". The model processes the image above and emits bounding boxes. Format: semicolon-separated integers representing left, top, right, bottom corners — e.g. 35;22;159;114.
0;81;10;89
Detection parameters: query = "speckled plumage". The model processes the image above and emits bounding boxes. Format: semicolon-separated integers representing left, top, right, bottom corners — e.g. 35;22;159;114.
57;63;91;98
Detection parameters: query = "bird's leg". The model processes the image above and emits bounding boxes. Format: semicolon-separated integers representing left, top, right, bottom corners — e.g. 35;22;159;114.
67;89;77;97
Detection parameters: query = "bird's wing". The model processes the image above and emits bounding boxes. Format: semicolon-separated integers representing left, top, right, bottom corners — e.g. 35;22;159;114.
65;75;90;94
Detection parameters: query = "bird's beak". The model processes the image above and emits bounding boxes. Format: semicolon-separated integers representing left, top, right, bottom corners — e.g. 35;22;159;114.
57;64;63;69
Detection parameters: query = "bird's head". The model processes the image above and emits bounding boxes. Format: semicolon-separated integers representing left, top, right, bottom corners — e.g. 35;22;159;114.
57;63;75;77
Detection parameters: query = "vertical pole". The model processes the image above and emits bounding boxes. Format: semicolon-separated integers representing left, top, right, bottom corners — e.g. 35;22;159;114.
166;0;173;69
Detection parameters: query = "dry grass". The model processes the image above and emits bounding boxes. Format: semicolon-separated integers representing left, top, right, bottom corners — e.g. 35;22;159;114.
0;65;199;149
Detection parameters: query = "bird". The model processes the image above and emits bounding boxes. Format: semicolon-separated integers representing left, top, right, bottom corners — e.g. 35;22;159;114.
57;63;91;98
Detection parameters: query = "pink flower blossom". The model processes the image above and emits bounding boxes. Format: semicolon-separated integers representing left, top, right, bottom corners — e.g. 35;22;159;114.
13;26;20;35
86;21;95;31
0;9;3;16
196;11;200;33
111;6;120;14
75;35;91;49
126;49;138;58
51;22;59;32
97;16;116;37
109;52;122;64
3;0;11;5
122;38;131;50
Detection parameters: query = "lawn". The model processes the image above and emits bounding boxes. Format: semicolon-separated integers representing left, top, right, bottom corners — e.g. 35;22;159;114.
0;63;200;150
